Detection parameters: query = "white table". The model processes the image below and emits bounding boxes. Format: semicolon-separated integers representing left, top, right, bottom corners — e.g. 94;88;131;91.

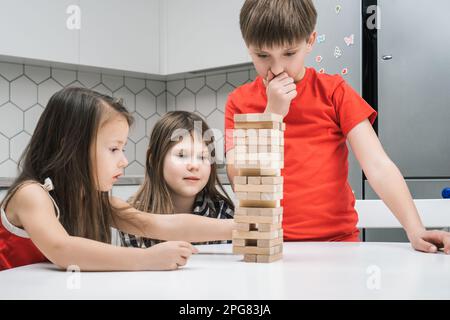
0;242;449;300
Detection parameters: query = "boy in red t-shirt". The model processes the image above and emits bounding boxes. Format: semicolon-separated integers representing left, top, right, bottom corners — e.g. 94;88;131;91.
225;0;450;253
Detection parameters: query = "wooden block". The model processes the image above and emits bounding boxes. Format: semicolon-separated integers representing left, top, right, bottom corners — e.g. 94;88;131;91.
235;145;247;154
258;129;281;137
260;169;281;176
234;176;247;185
235;152;247;161
235;223;251;231
235;207;248;216
246;152;257;162
256;252;283;263
259;161;284;170
257;236;283;248
258;145;284;153
235;207;283;217
234;160;247;168
248;145;258;154
247;192;260;200
258;153;282;162
237;161;283;170
233;129;246;137
245;128;258;137
261;176;283;185
232;229;280;240
257;222;282;232
233;244;282;255
235;122;281;130
235;192;247;200
244;254;257;262
247;135;258;145
258;136;283;146
237;168;281;176
234;184;281;193
234;215;280;224
260;192;283;201
245;207;283;216
248;176;261;185
232;239;246;247
239;200;280;208
234;113;283;123
234;137;247;145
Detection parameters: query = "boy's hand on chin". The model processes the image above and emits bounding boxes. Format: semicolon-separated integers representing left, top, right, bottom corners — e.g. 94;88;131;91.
407;228;450;254
263;70;297;118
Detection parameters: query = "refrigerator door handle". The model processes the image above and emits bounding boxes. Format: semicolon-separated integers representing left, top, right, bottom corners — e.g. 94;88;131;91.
382;55;393;60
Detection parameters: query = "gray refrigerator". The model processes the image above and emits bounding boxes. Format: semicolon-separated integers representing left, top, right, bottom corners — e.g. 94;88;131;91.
364;0;450;240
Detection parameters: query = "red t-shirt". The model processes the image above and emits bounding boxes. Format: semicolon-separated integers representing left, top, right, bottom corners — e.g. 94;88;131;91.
225;67;377;242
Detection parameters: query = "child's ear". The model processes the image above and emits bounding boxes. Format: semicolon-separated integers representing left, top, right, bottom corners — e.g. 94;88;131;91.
306;31;317;53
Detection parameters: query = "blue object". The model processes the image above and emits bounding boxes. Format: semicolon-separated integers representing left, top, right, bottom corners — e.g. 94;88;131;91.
442;188;450;199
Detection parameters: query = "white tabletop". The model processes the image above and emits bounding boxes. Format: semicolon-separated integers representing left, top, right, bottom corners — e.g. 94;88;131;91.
0;242;449;300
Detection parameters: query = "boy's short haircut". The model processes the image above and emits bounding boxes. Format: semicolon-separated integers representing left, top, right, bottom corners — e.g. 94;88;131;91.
240;0;317;49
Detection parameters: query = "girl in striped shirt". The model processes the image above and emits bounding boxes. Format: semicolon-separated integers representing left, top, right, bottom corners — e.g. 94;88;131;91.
120;111;234;248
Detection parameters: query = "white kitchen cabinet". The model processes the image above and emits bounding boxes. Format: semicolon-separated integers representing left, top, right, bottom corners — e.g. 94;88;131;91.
0;0;79;64
79;0;160;74
160;0;251;74
1;0;250;75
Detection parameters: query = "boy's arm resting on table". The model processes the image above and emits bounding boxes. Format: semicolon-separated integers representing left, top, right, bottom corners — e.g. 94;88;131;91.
347;119;450;254
111;197;236;243
16;185;149;271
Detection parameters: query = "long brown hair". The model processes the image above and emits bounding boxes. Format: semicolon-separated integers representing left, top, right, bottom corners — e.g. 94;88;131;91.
130;111;234;214
1;87;133;243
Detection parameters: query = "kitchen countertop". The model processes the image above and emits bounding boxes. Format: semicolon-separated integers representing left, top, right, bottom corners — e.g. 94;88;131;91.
1;242;449;299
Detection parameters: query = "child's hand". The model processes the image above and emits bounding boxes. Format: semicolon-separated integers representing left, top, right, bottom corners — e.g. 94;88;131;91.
407;228;450;254
263;70;297;117
141;241;199;270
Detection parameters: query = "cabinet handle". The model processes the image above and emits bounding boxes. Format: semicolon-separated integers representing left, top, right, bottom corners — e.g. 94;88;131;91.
382;55;393;60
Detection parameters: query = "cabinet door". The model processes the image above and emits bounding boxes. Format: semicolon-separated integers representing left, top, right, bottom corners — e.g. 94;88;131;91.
79;0;160;74
378;0;450;177
0;0;79;64
162;0;250;74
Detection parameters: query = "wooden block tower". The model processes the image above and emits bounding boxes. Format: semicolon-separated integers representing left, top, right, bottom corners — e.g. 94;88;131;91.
232;113;285;263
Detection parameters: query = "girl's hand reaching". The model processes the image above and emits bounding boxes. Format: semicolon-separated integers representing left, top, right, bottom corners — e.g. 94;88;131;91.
407;228;450;254
139;241;199;271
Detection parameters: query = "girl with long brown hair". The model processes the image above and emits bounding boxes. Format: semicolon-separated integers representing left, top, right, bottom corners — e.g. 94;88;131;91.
0;88;234;271
121;111;234;248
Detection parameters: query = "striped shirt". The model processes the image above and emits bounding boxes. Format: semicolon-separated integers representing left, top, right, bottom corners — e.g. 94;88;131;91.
119;190;234;248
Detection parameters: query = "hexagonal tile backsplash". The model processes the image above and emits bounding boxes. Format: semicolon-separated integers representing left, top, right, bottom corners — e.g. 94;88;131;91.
0;61;255;178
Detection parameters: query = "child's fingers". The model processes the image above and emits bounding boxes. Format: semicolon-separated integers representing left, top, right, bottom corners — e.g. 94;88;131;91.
443;235;450;254
284;83;297;93
286;90;297;100
414;238;438;253
178;241;198;253
179;247;195;259
280;77;295;86
176;256;188;267
267;70;275;82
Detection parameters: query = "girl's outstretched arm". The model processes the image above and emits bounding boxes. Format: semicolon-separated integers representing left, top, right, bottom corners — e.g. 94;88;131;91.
13;184;196;271
111;197;236;242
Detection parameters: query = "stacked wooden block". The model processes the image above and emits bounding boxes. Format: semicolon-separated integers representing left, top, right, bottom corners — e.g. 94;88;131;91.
232;113;285;263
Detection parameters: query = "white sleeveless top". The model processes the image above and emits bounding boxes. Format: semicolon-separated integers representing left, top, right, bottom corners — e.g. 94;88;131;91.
0;178;61;239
